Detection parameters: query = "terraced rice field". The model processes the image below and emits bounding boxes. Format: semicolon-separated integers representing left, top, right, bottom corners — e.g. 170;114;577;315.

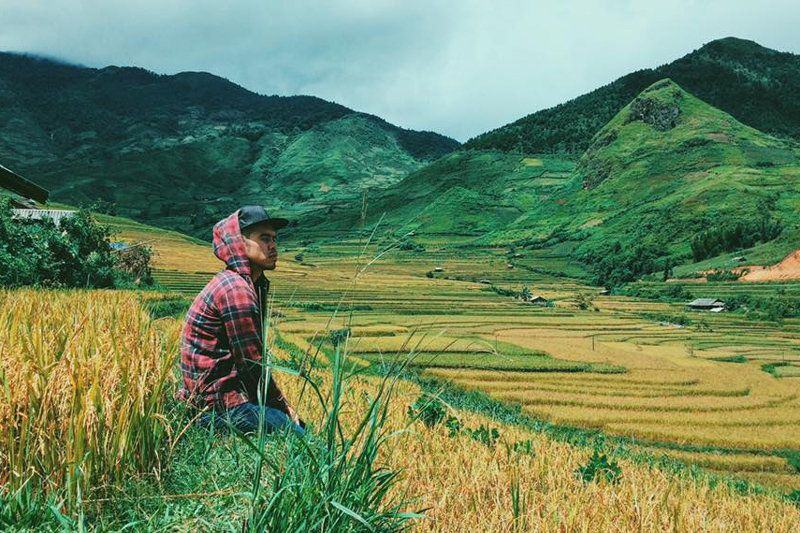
147;234;800;492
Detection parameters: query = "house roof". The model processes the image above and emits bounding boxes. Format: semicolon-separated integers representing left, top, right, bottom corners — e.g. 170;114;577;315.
688;298;725;306
0;163;48;204
12;209;74;226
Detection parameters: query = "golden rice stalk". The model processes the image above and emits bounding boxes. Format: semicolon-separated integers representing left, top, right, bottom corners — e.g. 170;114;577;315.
0;289;177;507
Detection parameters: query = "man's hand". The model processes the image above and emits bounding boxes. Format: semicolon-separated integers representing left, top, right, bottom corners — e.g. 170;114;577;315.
286;405;304;428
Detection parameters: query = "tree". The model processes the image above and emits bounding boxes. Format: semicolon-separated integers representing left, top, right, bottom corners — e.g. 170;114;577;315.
0;198;119;288
662;257;672;282
115;242;155;284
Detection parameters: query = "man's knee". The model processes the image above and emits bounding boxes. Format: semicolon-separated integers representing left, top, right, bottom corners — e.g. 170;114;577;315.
230;404;304;435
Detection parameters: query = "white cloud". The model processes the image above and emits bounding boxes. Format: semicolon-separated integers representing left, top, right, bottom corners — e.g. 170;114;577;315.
0;0;798;140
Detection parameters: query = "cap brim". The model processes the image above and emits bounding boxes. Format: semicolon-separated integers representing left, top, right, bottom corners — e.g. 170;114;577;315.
265;217;290;230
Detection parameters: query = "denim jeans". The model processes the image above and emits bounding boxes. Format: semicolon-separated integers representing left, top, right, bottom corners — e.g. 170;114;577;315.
199;403;305;436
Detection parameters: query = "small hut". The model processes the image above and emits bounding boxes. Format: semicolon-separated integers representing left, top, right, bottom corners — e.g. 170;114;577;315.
526;295;549;306
687;298;726;312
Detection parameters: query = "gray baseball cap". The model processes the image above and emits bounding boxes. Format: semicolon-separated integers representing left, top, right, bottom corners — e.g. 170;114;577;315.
238;206;289;231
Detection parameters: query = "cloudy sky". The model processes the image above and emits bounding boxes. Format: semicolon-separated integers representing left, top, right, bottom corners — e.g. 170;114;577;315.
1;0;799;141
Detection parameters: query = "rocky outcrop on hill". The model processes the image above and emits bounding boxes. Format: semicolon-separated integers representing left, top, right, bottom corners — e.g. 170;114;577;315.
625;92;681;131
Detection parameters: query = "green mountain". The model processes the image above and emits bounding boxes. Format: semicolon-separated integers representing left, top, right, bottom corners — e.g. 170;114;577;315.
465;37;800;154
491;79;800;280
304;79;800;284
0;52;458;237
292;149;575;239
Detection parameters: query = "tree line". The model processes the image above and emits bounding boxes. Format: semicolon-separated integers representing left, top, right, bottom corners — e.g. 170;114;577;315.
0;198;154;288
690;218;782;261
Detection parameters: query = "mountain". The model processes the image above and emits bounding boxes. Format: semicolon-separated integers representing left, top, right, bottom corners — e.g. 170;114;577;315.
0;52;458;237
308;79;800;284
291;149;575;239
490;79;800;279
464;37;800;155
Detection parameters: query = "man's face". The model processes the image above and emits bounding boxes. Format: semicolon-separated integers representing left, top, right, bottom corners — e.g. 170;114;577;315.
242;222;278;271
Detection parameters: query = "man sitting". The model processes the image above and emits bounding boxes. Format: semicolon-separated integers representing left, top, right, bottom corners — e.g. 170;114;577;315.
178;206;304;435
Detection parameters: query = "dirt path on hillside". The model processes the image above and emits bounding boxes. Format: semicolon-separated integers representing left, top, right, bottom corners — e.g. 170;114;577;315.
740;248;800;282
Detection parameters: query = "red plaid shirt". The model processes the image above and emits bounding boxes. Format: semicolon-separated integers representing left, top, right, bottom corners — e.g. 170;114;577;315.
178;210;289;412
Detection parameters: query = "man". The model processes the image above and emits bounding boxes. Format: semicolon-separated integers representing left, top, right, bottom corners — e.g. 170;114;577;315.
178;206;304;435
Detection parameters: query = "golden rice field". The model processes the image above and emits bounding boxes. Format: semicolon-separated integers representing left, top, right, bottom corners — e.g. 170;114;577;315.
3;288;800;531
0;290;176;508
146;233;800;496
8;221;799;528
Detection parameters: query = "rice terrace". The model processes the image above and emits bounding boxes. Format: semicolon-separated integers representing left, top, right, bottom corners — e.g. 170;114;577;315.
3;6;800;532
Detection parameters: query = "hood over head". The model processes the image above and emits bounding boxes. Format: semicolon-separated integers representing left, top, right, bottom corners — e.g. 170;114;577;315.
213;210;251;279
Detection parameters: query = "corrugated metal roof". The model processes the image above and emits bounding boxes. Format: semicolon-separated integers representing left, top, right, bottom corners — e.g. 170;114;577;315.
688;298;724;306
12;209;74;226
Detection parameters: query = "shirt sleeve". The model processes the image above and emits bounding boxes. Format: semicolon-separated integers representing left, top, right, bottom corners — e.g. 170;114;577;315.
217;281;290;412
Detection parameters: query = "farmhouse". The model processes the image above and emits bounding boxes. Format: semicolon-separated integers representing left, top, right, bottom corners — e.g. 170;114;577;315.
1;162;74;225
687;298;726;312
525;295;549;306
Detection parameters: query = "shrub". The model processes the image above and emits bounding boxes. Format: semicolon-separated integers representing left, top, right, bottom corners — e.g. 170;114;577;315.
0;199;118;288
115;242;155;284
407;395;447;428
328;328;352;347
467;425;501;447
576;449;622;484
574;293;597;311
509;439;536;457
690;218;782;262
584;240;667;287
706;270;740;282
398;241;425;252
788;490;800;508
444;416;462;438
486;285;519;298
619;283;694;302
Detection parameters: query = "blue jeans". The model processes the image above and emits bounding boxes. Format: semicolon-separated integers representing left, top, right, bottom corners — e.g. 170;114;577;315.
199;403;305;436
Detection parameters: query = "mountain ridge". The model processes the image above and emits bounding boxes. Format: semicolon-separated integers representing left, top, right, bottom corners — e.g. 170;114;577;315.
0;51;459;237
296;78;800;284
464;37;800;154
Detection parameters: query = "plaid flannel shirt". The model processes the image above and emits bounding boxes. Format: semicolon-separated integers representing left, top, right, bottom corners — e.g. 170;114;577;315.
178;210;289;412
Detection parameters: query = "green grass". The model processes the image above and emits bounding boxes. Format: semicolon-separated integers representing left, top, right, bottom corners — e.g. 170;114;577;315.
356;351;623;373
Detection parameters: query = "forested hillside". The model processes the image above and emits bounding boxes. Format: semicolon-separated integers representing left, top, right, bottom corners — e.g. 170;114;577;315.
0;53;458;238
465;37;800;154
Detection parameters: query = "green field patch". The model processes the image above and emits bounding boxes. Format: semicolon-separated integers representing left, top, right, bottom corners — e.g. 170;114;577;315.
453;380;750;399
357;351;621;373
763;362;800;378
501;392;797;413
347;336;495;353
